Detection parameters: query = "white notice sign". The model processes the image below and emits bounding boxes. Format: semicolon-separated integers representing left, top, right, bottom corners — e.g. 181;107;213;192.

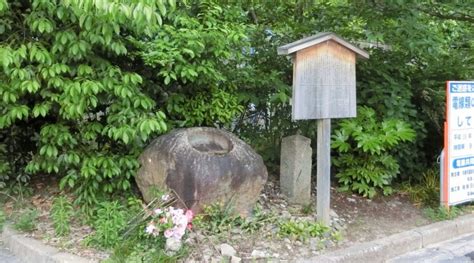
444;81;474;205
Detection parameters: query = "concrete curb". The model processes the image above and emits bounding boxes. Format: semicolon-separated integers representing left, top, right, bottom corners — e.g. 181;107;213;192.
1;225;97;263
301;213;474;263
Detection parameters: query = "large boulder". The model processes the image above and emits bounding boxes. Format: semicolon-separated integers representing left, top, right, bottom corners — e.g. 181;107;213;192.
135;127;267;216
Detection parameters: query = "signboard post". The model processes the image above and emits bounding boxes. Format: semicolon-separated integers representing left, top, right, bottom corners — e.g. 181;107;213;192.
443;81;474;207
278;33;369;224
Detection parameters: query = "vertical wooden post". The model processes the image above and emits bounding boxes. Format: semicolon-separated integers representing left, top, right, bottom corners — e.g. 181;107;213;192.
317;118;331;225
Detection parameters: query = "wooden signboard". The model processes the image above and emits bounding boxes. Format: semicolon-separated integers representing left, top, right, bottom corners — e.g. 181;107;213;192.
278;32;369;224
278;32;368;120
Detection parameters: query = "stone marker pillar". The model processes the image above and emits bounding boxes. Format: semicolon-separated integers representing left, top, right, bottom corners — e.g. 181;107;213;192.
280;135;312;205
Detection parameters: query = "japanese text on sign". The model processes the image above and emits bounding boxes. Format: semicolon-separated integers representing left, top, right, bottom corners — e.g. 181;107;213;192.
445;81;474;205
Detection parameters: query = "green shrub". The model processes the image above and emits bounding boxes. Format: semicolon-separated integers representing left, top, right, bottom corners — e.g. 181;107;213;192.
423;206;462;221
239;204;275;234
0;144;9;189
332;106;416;198
50;196;73;236
106;241;185;263
193;203;273;235
278;219;331;242
86;201;127;249
0;0;169;212
402;168;440;207
138;2;250;129
300;203;314;215
13;208;38;232
193;202;244;234
0;209;5;230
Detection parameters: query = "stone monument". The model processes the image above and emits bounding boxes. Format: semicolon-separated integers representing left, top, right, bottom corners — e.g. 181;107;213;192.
135;127;268;216
280;135;312;205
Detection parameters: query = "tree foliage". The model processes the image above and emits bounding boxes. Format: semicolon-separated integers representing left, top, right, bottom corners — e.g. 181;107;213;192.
136;1;248;127
0;0;472;203
0;0;170;210
231;0;473;179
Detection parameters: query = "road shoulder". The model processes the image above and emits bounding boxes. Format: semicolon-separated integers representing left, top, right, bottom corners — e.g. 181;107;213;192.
1;225;96;263
301;213;474;263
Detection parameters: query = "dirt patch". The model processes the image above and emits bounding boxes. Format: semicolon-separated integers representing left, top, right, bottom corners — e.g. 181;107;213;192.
330;186;430;247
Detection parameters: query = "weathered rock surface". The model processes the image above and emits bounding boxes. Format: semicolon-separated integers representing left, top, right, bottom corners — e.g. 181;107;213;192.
219;243;237;257
280;135;312;205
250;249;267;258
135;127;268;216
165;238;182;254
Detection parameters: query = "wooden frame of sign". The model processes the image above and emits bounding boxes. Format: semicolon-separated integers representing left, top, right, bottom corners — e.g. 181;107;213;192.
278;32;369;224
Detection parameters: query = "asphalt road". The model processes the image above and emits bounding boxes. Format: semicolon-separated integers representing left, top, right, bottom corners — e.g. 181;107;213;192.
0;241;20;263
388;233;474;263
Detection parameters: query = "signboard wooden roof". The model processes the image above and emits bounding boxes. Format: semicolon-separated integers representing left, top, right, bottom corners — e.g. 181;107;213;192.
277;32;369;59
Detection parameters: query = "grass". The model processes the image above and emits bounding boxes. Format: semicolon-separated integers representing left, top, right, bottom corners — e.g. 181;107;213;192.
278;219;332;242
50;196;73;236
193;202;276;235
105;239;187;263
0;208;5;230
300;203;314;215
399;167;474;222
423;206;462;221
13;208;38;232
400;168;440;208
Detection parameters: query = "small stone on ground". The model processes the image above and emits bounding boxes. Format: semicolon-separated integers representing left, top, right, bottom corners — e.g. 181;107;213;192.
219;243;237;257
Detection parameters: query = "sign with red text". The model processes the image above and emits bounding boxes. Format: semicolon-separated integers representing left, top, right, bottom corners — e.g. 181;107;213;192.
444;81;474;205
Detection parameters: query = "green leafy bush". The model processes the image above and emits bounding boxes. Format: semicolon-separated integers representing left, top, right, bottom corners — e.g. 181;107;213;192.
138;1;249;128
239;204;274;234
401;168;440;207
0;0;169;210
300;203;314;215
193;202;244;234
50;196;73;236
278;219;331;242
0;144;9;188
86;201;127;249
332;106;416;198
193;203;273;235
423;206;462;221
13;208;38;232
0;208;5;230
106;241;185;263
